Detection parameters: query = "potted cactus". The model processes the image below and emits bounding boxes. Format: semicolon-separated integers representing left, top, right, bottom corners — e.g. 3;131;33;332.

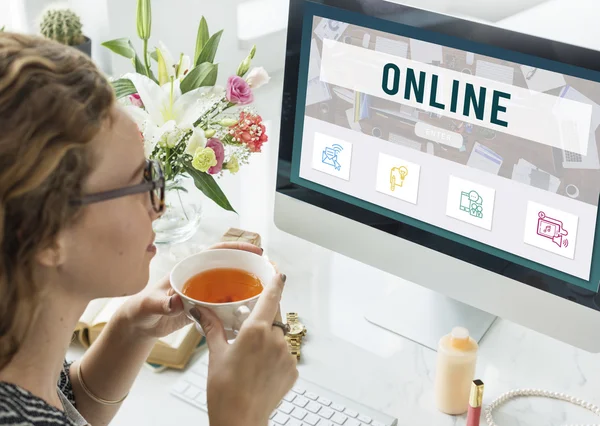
39;7;91;57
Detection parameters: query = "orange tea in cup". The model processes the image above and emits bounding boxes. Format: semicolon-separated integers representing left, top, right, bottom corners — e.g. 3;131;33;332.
182;267;263;304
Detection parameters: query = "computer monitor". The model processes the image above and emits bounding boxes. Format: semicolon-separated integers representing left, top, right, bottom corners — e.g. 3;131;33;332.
275;0;600;352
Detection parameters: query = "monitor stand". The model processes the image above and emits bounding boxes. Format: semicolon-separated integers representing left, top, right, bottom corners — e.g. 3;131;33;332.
364;279;497;352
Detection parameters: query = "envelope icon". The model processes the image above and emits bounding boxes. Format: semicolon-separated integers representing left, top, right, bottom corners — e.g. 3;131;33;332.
322;146;342;171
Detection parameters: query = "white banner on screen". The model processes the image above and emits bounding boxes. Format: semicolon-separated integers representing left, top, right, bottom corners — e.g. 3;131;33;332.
320;39;593;155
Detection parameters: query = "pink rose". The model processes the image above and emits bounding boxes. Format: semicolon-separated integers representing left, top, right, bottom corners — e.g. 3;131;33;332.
226;75;254;105
206;138;225;174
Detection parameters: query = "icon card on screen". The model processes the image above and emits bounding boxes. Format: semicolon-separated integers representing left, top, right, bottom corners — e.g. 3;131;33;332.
446;176;495;230
311;133;353;181
523;201;578;259
375;153;421;204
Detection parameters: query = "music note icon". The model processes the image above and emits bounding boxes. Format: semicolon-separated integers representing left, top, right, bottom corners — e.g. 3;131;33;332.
544;225;551;233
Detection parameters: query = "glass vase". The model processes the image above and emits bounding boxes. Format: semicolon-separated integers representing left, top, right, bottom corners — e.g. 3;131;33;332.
153;177;203;245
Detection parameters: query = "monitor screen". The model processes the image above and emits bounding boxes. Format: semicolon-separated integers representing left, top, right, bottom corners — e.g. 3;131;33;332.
278;0;600;306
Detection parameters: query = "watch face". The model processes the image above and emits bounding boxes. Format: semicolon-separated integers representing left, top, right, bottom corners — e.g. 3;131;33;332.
288;323;305;335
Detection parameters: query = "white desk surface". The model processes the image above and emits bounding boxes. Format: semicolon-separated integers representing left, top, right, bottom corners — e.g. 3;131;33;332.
68;4;600;424
496;0;600;51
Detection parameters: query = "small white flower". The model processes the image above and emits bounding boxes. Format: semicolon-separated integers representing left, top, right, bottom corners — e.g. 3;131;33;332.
245;67;270;89
185;127;207;156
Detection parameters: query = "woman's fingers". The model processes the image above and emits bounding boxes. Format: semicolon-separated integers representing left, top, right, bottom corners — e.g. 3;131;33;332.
208;241;263;256
249;274;286;323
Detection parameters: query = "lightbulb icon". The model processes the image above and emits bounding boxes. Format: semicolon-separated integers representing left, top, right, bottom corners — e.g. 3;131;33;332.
390;166;409;191
398;166;408;187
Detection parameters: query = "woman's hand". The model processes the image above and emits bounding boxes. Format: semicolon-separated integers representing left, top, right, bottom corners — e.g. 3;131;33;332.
191;273;298;426
118;241;264;339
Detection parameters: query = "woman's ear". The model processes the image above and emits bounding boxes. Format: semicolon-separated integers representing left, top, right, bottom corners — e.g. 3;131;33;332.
35;235;67;268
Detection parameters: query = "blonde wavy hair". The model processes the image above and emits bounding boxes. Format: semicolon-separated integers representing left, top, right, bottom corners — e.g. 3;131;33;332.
0;32;114;369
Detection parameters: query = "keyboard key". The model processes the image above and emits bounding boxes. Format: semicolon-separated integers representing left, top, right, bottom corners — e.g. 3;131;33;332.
306;392;319;400
331;412;348;424
317;421;334;426
283;392;297;403
318;408;335;419
345;419;361;426
318;397;332;406
304;413;321;425
293;386;306;395
183;386;200;399
293;396;309;408
357;415;372;424
270;411;277;419
331;403;345;412
273;413;290;425
344;409;358;418
287;419;303;426
306;401;322;414
172;381;189;394
291;407;307;420
279;402;295;414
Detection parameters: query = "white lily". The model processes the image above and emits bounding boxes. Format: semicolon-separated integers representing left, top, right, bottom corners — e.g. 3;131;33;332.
123;72;225;157
156;41;176;84
155;41;191;82
176;54;191;79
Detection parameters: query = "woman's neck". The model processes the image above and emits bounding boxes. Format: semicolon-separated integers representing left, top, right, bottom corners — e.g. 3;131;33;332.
0;286;88;410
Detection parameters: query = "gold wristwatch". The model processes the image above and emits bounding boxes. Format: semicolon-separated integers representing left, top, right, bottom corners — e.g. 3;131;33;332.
285;312;306;360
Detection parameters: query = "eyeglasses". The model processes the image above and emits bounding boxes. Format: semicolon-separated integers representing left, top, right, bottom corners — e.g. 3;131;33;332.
70;159;165;213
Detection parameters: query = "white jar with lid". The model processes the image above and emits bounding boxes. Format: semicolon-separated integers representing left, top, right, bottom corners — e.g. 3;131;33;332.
434;327;479;415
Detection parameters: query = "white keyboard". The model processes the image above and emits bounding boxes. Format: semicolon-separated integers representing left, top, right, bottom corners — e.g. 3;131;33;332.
475;60;515;85
170;352;398;426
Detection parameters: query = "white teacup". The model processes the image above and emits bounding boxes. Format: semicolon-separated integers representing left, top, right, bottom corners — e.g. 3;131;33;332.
170;248;276;339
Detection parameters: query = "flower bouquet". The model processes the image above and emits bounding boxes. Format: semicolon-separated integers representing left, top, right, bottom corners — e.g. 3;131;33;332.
102;0;269;241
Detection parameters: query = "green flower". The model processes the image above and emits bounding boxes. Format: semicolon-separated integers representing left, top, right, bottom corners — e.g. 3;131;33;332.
192;147;217;172
224;156;240;174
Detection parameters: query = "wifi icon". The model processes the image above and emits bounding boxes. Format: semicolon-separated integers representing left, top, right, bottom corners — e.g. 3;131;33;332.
331;144;343;153
563;239;569;248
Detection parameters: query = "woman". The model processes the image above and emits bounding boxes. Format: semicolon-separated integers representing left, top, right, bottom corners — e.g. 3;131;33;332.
0;32;298;426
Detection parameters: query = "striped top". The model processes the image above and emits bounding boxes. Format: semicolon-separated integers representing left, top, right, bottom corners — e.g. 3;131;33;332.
0;361;80;426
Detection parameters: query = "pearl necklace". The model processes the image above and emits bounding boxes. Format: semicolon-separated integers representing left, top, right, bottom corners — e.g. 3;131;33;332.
485;389;600;426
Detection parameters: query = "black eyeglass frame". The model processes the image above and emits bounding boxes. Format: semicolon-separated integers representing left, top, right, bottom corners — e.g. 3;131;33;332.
70;159;165;213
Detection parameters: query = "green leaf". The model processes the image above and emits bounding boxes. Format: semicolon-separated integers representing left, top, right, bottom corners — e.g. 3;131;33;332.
133;54;147;75
194;17;210;65
103;38;156;81
195;30;223;66
180;63;218;93
111;78;137;99
183;160;236;213
102;38;135;59
150;50;158;61
167;185;188;193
